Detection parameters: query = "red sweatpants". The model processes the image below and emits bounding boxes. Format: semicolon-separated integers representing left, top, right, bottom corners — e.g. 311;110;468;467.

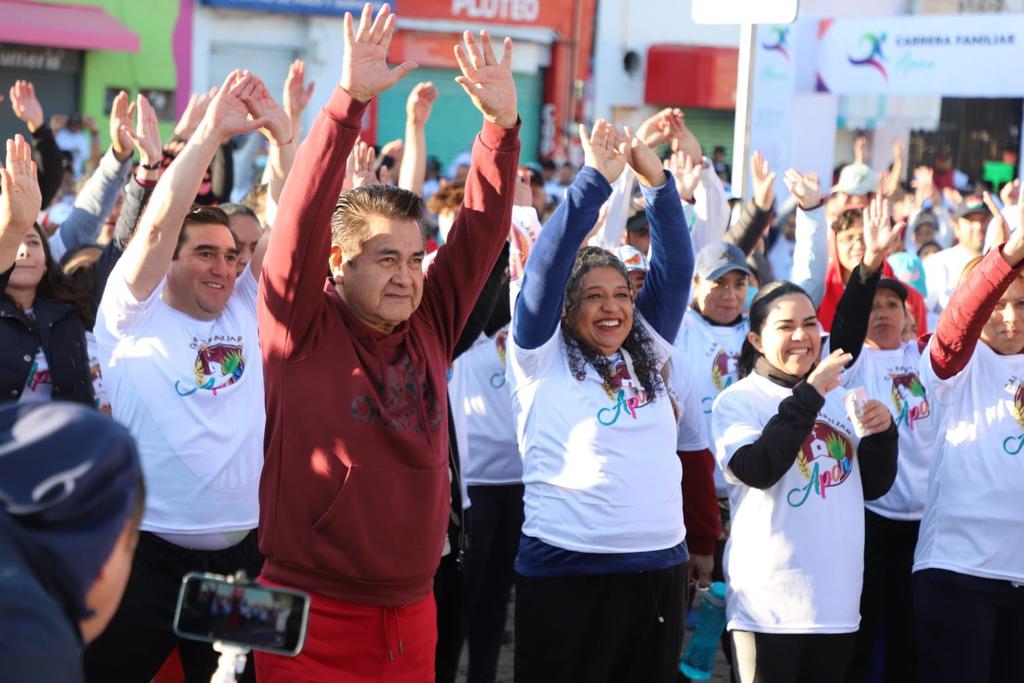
253;579;437;683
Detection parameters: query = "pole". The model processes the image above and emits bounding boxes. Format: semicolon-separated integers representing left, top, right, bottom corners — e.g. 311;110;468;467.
731;22;756;201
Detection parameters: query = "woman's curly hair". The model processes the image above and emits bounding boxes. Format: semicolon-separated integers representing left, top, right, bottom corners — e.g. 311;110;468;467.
560;246;663;398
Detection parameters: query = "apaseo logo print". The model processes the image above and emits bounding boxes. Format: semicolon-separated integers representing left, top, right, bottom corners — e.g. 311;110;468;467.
848;32;888;81
787;421;855;507
761;27;790;62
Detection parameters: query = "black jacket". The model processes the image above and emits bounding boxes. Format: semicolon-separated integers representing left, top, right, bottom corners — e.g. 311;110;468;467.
0;267;93;406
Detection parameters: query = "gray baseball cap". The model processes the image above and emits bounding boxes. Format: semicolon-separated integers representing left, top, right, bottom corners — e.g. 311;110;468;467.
695;242;754;281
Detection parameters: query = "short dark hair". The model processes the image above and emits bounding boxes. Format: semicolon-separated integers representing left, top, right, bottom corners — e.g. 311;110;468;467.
425;181;465;215
831;207;864;234
173;205;231;259
331;185;423;257
220;203;258;220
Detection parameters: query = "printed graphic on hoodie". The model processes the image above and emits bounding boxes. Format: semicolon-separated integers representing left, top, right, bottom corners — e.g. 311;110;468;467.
1002;380;1024;455
597;359;653;426
351;354;443;434
175;340;246;397
788;421;855;507
890;371;929;430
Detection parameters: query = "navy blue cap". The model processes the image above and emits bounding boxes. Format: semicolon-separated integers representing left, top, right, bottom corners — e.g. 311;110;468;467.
0;403;143;621
695;242;754;281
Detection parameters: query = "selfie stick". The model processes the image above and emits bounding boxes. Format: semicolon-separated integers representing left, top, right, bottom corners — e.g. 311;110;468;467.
210;641;250;683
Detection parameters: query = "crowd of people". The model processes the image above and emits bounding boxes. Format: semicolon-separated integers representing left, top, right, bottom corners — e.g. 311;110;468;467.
0;3;1022;683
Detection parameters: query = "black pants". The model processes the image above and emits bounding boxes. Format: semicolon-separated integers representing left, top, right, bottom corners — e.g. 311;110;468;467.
514;562;688;683
84;531;264;683
463;484;524;683
847;510;919;683
434;541;465;683
731;631;856;683
914;568;1024;683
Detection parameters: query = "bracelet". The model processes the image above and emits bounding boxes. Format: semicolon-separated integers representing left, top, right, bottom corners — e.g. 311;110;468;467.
140;160;162;171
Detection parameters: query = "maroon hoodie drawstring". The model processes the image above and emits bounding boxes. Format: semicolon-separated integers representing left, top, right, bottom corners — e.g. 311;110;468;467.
381;606;405;662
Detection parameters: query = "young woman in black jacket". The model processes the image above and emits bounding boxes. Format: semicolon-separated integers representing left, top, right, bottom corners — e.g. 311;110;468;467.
0;135;93;406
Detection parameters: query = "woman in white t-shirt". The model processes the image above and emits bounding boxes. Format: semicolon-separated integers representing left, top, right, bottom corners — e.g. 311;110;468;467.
712;279;898;683
914;225;1024;683
508;121;693;682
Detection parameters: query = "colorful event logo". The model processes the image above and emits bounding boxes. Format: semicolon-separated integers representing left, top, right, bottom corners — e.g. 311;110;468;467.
761;27;790;61
597;360;652;426
711;348;740;391
787;422;855;507
848;32;888;81
1003;381;1024;455
891;372;930;430
175;343;246;397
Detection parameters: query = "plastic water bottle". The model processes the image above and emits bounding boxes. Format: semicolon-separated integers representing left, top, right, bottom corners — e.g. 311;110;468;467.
679;581;727;681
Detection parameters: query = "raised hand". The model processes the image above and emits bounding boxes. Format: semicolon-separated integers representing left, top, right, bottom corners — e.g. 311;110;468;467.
783;169;821;211
174;87;218;140
283;59;315;126
0;135;41;236
240;76;291;145
109;90;137;162
666;111;702;162
8;80;44;133
751;150;776;211
454;30;517;128
667;150;700;202
854;135;868;165
380;138;404;163
201;70;273;141
635;108;675;148
351;140;379;188
406;81;438;127
120;95;163;167
862;193;902;272
579;120;626;185
342;3;417;103
807;349;853;397
619;126;665;189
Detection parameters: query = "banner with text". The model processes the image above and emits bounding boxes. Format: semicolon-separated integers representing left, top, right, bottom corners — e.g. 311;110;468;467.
816;13;1024;96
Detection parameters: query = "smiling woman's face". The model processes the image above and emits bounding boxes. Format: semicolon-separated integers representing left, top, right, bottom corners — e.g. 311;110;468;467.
569;266;634;356
748;293;821;376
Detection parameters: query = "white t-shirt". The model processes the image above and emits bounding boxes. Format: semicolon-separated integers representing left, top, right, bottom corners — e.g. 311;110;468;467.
843;342;935;520
667;350;710;453
54;128;92;179
712;373;865;633
507;317;684;553
447;359;471;510
85;331;111;415
95;263;265;535
676;309;750;494
462;329;522;486
915;339;1024;582
923;245;977;331
18;345;52;404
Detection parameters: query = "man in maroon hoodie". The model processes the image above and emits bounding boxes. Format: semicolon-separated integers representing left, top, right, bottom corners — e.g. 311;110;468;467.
254;3;520;680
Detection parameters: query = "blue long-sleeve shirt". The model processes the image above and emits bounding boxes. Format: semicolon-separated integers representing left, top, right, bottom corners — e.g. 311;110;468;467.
514;166;694;350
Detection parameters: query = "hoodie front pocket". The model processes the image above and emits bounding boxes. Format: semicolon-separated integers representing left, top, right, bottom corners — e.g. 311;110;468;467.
309;464;448;585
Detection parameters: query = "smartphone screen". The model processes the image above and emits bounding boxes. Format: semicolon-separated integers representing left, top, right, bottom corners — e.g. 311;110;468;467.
173;573;310;656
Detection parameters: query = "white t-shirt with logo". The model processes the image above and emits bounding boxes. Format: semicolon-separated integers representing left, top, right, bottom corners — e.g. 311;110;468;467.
95;263;265;536
667;351;711;453
842;342;935;520
85;331;111;415
447;359;471;510
676;309;749;494
507;317;683;553
712;372;865;633
462;328;522;486
916;339;1024;582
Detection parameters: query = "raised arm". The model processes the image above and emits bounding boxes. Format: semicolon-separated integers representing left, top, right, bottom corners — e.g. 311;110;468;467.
9;81;62;209
930;210;1024;380
691;157;731;254
259;3;415;361
786;169;827;305
417;30;520;356
726;151;775;255
0;136;42;274
626;133;692;341
512;121;620;350
398;82;437;196
266;59;315;226
119;71;271;302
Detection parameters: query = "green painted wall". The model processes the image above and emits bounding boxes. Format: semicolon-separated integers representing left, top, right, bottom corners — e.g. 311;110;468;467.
36;0;184;147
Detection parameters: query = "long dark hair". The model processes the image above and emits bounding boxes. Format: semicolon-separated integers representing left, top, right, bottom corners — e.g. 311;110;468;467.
738;280;814;379
560;246;663;398
4;224;95;328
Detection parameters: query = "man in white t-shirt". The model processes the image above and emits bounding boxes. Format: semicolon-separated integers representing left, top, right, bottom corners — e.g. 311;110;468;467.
923;195;990;329
84;70;291;682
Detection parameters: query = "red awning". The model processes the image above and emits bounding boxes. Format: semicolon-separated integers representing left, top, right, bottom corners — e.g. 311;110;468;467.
0;0;139;53
645;44;738;110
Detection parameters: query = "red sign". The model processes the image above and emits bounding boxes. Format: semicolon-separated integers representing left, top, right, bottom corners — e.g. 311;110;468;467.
401;0;577;36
